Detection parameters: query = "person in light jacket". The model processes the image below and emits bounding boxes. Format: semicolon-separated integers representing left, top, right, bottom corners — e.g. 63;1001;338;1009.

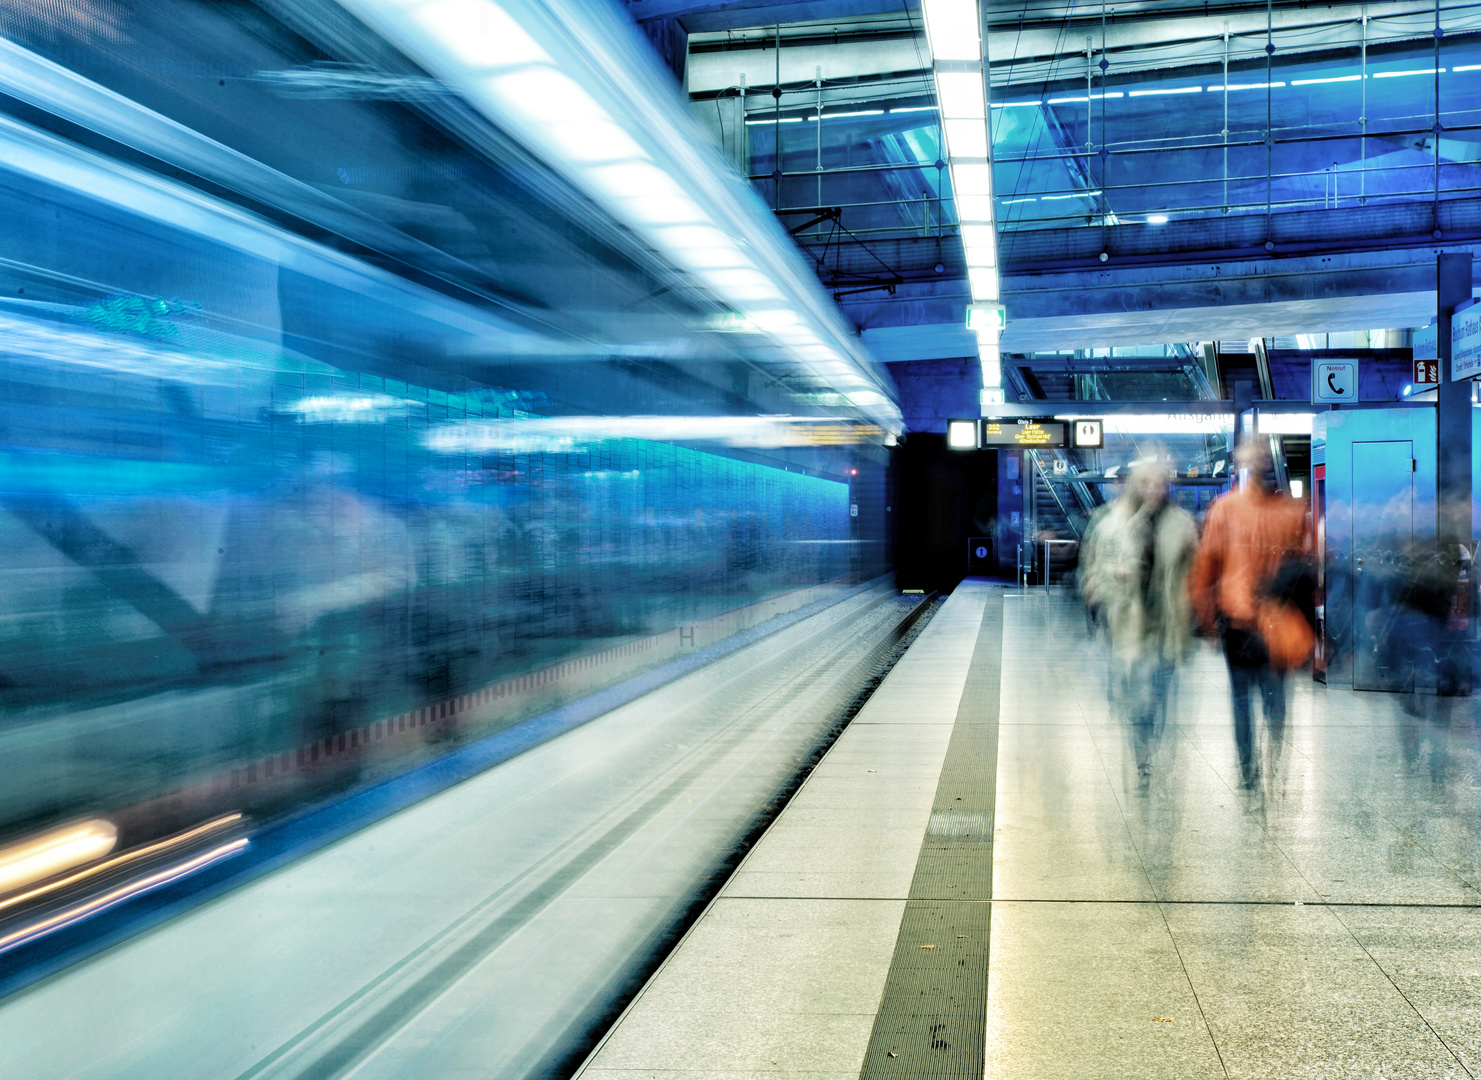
1082;456;1198;782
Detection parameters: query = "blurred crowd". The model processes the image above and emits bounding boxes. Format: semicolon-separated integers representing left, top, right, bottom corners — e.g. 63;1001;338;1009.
1079;437;1468;789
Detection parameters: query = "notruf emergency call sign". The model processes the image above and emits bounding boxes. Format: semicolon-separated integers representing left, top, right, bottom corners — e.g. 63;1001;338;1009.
1312;359;1357;403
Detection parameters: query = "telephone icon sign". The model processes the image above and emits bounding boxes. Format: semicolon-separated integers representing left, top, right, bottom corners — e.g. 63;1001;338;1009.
1313;360;1358;403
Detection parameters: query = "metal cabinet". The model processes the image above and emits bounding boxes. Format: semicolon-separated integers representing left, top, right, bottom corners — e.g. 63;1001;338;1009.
1312;408;1437;689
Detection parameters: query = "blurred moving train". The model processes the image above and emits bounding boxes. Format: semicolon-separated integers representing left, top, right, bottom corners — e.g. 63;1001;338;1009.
0;0;900;964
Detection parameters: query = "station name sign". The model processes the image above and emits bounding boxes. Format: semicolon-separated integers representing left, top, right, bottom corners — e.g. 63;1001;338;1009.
1413;321;1438;361
981;420;1068;448
1455;302;1481;381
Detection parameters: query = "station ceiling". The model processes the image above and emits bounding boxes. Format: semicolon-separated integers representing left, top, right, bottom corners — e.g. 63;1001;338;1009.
631;0;1481;355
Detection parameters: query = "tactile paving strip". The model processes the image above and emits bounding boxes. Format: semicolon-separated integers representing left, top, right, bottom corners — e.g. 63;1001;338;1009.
859;588;1003;1079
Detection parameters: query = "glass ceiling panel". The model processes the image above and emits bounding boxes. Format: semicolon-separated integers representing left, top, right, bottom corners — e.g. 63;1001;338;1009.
991;28;1481;231
749;107;949;235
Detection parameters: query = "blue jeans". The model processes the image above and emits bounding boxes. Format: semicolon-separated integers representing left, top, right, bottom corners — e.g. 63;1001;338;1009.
1223;625;1285;778
1124;654;1174;770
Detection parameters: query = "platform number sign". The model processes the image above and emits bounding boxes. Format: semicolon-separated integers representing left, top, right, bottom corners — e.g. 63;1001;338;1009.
1072;419;1104;449
1413;358;1439;385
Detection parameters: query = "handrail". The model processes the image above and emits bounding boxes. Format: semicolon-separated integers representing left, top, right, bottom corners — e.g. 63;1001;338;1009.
1027;450;1086;539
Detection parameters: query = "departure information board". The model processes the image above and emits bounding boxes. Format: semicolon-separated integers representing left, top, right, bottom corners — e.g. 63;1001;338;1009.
980;420;1067;448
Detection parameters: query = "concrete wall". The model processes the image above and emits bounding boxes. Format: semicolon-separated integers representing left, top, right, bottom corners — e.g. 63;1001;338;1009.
883;359;980;435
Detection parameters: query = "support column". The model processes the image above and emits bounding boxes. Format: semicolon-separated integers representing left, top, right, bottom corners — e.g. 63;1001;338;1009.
1437;252;1473;550
1232;379;1255;446
1437;251;1474;697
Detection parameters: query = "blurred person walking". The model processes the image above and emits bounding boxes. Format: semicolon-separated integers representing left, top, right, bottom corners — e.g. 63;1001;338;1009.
1081;458;1198;782
1190;438;1312;787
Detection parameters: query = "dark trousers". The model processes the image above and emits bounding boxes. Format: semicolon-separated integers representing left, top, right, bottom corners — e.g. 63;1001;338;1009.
1222;625;1286;777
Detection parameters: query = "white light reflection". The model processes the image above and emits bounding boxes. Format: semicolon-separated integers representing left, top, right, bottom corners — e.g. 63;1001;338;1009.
342;0;901;433
0;820;117;895
1256;412;1315;436
287;393;410;423
1055;412;1234;435
425;414;885;453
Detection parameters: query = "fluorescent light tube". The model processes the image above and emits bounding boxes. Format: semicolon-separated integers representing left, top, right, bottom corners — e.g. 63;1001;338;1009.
963;246;996;269
954;194;995;223
950;162;994;196
942;117;989;158
968;266;999;300
922;0;980;61
935;71;986;118
960;223;996;251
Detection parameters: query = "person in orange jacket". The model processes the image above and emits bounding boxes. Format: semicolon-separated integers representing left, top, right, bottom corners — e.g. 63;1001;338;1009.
1189;437;1311;786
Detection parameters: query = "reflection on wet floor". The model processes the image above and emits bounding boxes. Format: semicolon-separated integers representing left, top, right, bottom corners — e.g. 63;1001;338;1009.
989;589;1481;1080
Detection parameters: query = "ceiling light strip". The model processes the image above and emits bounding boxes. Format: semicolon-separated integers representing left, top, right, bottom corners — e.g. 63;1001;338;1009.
921;0;1000;399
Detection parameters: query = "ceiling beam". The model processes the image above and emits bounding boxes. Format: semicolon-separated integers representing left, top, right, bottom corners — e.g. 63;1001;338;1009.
631;0;905;33
680;1;1474;90
998;292;1441;352
986;1;1452;66
1001;198;1481;272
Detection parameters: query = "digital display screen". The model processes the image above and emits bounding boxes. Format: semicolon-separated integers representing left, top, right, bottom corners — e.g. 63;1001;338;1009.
980;420;1067;448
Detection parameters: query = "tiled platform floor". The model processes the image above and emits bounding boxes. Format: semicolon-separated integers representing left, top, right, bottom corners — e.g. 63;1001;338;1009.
585;585;1481;1080
580;582;993;1080
990;590;1481;1080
